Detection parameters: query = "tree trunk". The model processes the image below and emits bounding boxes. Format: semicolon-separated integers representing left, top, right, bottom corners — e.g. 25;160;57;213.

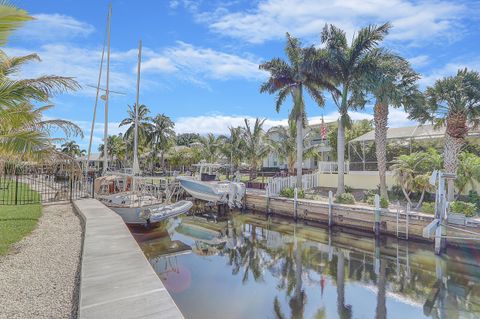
415;189;426;209
336;119;346;195
444;133;464;202
161;151;165;171
296;116;303;188
374;101;389;199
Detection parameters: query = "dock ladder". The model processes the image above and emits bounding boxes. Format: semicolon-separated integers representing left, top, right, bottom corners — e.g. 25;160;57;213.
396;202;410;240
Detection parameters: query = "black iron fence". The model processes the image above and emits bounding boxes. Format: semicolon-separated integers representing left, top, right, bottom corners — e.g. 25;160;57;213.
0;164;93;205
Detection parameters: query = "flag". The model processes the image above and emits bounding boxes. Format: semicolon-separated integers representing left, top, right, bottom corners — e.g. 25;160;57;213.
320;115;327;139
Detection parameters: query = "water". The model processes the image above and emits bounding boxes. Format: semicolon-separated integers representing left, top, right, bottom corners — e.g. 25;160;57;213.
133;212;480;319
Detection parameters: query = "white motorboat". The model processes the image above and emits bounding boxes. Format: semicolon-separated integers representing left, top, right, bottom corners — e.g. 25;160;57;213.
177;162;245;208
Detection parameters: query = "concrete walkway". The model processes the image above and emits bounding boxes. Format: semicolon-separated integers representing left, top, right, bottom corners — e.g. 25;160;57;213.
74;199;184;319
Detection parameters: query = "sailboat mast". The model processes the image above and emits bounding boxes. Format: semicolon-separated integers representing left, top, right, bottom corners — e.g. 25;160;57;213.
133;40;142;175
86;10;108;175
103;4;112;175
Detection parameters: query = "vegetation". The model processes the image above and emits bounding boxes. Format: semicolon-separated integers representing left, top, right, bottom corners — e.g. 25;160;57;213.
279;187;305;199
320;23;390;195
0;204;42;255
407;69;480;201
422;202;435;214
60;141;85;158
149;114;175;170
455;152;480;198
450;201;477;217
334;193;355;204
242;118;272;178
260;33;337;187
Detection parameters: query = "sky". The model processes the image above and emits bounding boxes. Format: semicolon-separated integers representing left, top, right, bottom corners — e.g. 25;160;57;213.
5;0;480;151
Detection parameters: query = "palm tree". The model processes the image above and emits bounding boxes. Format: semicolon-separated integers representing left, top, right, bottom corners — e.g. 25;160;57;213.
455;152;480;198
321;23;391;195
199;133;222;163
268;121;319;175
98;134;126;168
219;126;245;174
365;53;421;199
242;118;272;179
61;141;85;158
407;69;480;201
149;114;175;171
119;103;152;144
0;1;32;46
260;33;337;187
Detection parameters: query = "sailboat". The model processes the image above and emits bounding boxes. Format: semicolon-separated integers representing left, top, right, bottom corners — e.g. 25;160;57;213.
88;7;192;226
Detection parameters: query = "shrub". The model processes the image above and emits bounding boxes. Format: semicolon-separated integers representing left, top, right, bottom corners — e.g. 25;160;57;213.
450;201;477;217
365;195;389;208
279;187;305;199
380;197;389;209
468;190;480;210
389;185;404;200
334;193;355;204
422;202;435;214
345;185;354;194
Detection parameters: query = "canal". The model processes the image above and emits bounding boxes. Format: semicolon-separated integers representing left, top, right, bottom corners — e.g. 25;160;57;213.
132;212;480;319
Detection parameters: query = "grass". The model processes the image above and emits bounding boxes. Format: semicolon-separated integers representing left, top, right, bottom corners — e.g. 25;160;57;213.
0;177;41;204
0;204;42;256
0;181;42;256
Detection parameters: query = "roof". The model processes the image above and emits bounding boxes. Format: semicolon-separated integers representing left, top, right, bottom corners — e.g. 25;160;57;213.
350;124;480;143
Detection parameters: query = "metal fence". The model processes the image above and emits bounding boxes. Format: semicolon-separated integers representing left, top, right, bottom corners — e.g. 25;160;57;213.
0;163;92;205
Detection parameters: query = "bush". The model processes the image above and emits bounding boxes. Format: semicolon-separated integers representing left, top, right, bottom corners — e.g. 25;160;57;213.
450;201;477;217
468;190;480;210
345;185;354;194
334;193;355;204
380;197;389;208
279;187;305;199
389;185;404;200
422;202;435;214
364;195;389;208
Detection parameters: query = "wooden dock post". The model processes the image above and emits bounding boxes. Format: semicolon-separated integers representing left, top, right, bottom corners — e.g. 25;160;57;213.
374;194;381;237
293;187;298;221
266;188;270;215
328;190;333;228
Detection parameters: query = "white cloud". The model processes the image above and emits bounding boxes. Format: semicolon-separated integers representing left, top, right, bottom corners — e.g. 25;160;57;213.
17;13;95;41
142;42;267;82
419;57;480;87
408;55;430;68
4;44;139;96
199;0;465;44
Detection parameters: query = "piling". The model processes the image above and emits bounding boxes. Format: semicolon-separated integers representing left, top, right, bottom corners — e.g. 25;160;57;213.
374;194;381;237
293;187;298;221
328;190;333;228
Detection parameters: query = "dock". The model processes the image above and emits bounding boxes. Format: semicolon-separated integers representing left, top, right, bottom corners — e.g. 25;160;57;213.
74;199;184;319
245;193;480;247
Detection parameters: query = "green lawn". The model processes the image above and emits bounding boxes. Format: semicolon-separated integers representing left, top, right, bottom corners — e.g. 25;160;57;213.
0;180;42;256
0;204;42;256
0;177;41;204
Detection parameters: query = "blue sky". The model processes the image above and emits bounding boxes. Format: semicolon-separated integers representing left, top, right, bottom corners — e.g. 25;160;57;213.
6;0;480;150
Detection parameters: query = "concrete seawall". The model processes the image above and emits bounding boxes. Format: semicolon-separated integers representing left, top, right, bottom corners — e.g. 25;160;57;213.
74;199;184;319
245;193;480;246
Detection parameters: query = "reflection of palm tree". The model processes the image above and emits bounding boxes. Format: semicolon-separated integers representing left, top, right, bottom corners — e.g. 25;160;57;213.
337;251;352;319
376;259;387;319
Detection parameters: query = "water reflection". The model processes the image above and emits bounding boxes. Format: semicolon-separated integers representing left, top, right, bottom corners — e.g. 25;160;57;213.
134;213;480;319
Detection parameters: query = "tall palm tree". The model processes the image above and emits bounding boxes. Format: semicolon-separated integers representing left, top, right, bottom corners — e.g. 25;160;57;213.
321;23;391;195
0;1;32;46
407;69;480;201
199;133;222;163
61;140;85;158
242;118;272;179
98;134;126;168
268;121;319;175
119;103;152;144
260;33;337;187
365;53;421;199
149;113;175;171
0;103;82;161
219;126;245;173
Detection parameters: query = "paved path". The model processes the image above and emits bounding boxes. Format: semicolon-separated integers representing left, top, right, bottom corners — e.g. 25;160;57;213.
74;199;183;319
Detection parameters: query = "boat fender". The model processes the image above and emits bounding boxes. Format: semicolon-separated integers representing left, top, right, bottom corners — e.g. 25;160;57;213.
138;208;152;221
